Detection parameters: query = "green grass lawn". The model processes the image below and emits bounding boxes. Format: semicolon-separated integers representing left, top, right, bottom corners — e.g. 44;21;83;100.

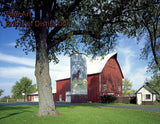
59;102;160;107
0;105;160;124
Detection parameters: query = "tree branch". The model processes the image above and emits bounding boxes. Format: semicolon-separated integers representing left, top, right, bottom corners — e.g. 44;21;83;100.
48;30;100;49
47;0;82;43
143;19;159;69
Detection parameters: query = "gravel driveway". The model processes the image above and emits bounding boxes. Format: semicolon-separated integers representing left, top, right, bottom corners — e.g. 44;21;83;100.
0;102;160;113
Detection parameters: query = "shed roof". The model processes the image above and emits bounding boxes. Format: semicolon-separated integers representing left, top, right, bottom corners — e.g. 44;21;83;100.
136;85;159;94
56;52;120;81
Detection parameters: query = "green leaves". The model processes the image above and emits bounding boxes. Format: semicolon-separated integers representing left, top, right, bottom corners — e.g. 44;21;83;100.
0;89;4;96
122;78;136;97
146;72;160;95
11;77;37;99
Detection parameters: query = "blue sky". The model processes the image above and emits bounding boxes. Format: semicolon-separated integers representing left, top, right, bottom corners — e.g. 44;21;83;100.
0;26;151;98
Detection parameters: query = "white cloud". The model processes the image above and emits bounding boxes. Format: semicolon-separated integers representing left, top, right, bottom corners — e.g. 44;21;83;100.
0;66;36;82
0;66;37;97
49;55;70;89
117;38;136;77
120;49;135;76
49;55;70;71
5;42;16;47
129;67;148;90
0;52;35;67
0;52;70;91
50;55;69;72
116;36;151;90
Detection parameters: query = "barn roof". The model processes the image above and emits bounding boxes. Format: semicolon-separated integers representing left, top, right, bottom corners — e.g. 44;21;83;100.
56;52;121;81
87;52;117;75
28;89;56;95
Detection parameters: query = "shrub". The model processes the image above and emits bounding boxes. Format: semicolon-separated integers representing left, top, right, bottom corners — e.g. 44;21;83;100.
100;95;116;103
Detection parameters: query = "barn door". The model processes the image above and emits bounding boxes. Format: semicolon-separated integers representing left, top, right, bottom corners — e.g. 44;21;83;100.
137;93;142;105
65;92;71;102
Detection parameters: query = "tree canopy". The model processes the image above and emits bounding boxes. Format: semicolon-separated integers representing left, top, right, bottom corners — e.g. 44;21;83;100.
146;72;160;95
11;77;37;99
0;0;142;59
122;78;136;97
3;95;10;99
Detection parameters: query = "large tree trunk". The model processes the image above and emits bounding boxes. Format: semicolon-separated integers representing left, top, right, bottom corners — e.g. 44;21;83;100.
35;27;57;116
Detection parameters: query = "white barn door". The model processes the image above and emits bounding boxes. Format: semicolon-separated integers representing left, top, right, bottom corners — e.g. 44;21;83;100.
65;92;71;102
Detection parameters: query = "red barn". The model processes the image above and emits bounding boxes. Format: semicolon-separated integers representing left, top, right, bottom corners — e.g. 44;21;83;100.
27;90;56;102
55;52;124;103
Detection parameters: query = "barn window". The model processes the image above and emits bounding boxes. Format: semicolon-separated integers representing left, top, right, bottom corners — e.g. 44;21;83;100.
146;94;151;99
103;84;107;91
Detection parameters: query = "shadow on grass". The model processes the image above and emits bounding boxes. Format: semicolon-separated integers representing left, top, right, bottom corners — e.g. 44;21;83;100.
0;105;31;111
0;105;33;120
55;105;80;109
0;111;32;120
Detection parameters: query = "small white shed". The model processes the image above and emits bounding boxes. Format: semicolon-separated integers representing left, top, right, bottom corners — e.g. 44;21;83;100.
136;85;159;105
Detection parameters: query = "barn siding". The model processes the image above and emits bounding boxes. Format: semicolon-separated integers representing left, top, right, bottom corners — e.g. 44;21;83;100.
53;94;58;102
27;95;34;102
101;56;123;96
71;94;88;103
87;74;100;103
56;74;100;103
27;94;57;102
27;94;38;102
56;79;70;102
